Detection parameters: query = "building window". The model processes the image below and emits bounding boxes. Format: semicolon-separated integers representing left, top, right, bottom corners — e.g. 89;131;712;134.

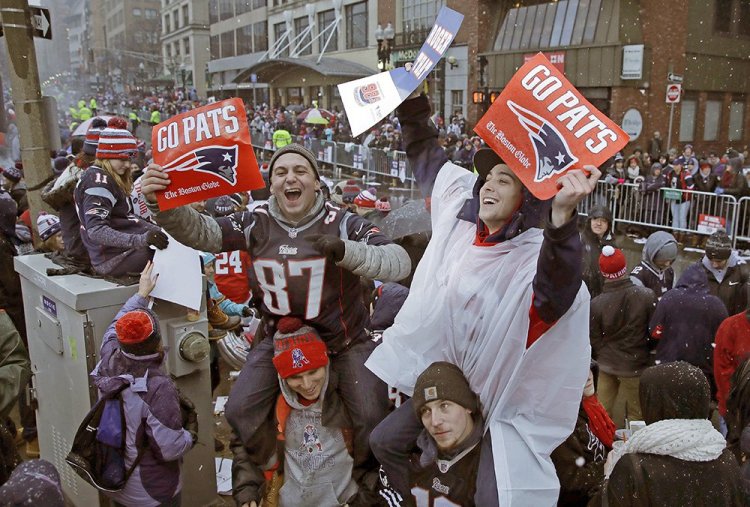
294;17;312;56
345;1;367;49
219;0;234;21
236;26;253;55
253;21;268;52
184;37;190;55
209;0;218;24
210;34;220;60
274;22;288;57
703;100;722;141
451;90;463;114
145;9;157;19
182;5;189;26
715;0;750;37
221;31;235;58
252;0;265;8
679;99;697;143
729;100;745;141
318;9;338;52
494;0;604;51
235;0;251;14
174;41;180;57
133;8;142;16
402;0;444;32
163;15;169;33
173;9;180;29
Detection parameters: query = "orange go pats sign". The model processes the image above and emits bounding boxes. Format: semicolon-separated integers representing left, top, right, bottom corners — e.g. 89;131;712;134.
151;97;265;210
475;53;629;200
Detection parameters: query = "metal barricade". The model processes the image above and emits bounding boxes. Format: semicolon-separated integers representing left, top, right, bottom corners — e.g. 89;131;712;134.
735;197;750;247
577;181;614;217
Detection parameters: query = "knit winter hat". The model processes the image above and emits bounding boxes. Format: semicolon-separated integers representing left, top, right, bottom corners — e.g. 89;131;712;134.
53;156;69;176
201;252;216;266
37;212;61;241
115;309;161;355
412;361;479;416
1;164;22;182
212;195;235;217
354;187;377;208
95;128;137;160
599;245;627;279
272;317;329;379
375;196;392;212
268;143;320;181
83;122;107;155
332;179;362;205
653;241;678;264
107;116;129;129
705;231;732;261
0;190;17;238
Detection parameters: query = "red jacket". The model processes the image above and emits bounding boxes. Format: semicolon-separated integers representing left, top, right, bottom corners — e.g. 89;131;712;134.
714;312;750;415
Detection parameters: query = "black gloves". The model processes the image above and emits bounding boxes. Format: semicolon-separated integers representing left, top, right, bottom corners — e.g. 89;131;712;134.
305;234;346;263
146;230;169;249
178;390;199;439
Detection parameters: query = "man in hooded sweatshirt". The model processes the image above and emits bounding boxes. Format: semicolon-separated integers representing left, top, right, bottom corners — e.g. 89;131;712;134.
596;362;745;507
581;205;616;299
649;263;728;395
366;93;598;506
699;230;750;316
630;230;678;300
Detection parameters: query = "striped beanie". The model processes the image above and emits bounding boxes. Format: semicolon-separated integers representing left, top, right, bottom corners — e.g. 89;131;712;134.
83;127;105;155
354;187;377;208
96;128;137;160
37;212;61;241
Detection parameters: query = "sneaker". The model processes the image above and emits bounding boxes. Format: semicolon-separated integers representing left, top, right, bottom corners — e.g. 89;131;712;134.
25;437;40;458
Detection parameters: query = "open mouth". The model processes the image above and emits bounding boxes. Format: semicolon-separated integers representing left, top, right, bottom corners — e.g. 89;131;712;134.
482;196;498;205
284;189;302;202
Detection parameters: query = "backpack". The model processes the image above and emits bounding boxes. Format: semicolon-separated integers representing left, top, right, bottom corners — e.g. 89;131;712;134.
65;380;146;492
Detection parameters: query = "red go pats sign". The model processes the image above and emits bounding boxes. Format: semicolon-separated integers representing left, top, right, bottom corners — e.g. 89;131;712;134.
475;53;629;200
152;98;264;210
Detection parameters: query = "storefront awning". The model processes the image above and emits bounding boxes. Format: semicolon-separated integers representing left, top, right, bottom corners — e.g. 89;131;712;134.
233;56;375;85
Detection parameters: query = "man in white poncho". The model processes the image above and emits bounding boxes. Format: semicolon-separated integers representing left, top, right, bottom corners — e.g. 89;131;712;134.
366;94;599;506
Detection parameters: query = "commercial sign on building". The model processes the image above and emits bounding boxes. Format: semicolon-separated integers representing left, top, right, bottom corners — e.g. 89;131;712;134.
524;51;565;73
621;44;644;80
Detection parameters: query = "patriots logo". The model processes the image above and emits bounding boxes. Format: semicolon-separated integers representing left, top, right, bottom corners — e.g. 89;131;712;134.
506;100;578;182
291;348;310;369
162;145;239;185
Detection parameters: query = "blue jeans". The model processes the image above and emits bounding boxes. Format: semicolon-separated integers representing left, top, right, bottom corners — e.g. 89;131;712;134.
370;398;499;506
670;200;691;230
225;336;388;472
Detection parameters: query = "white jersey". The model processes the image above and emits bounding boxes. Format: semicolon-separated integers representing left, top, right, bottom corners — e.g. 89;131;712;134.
366;162;591;506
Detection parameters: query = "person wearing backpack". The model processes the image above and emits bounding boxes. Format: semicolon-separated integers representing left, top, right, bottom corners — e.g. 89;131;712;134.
91;261;197;507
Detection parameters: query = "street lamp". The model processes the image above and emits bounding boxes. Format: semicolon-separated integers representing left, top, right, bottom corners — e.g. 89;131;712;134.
375;22;395;71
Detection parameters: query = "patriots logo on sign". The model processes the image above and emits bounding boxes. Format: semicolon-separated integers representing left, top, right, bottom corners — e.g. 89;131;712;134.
506;100;578;182
162;144;239;185
291;348;310;369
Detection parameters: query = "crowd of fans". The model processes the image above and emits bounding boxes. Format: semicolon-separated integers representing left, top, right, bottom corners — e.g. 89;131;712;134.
0;87;749;507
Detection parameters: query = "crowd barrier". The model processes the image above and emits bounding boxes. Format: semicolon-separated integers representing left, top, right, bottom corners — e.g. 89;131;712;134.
250;131;747;247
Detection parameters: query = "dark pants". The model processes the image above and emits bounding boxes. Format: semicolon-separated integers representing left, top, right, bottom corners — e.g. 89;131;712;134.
370;398;499;506
225;336;388;474
115;492;180;507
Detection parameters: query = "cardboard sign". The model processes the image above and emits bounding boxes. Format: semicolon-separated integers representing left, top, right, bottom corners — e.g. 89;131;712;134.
152;98;264;210
697;214;726;235
475;53;629;200
338;6;463;137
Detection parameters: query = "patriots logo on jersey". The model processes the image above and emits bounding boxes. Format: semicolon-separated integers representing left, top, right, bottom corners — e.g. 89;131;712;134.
291;348;310;369
162;145;239;185
302;424;322;453
506;100;578;182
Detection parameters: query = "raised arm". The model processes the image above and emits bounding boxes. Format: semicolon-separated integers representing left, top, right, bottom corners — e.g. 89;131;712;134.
395;94;449;199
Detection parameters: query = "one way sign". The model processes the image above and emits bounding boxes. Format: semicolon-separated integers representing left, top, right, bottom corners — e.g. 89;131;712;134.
0;5;51;39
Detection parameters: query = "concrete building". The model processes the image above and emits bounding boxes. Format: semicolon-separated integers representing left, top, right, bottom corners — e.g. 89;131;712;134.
160;0;211;98
475;0;750;156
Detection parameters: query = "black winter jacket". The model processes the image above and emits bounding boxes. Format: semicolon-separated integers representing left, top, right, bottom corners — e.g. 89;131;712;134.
700;255;750;317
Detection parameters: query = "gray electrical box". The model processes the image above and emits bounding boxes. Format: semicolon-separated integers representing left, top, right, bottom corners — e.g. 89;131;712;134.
15;254;216;506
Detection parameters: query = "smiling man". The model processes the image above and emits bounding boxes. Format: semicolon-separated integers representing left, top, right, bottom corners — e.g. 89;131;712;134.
140;143;411;494
367;94;599;506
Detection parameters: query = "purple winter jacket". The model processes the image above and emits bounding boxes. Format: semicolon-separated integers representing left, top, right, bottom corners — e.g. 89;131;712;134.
91;294;194;507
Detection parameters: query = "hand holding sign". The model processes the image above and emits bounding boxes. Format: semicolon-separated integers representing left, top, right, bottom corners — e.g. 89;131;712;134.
150;98;264;210
551;165;602;226
475;53;628;200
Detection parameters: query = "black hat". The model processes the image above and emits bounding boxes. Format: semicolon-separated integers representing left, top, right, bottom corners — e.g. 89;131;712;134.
413;361;479;416
705;231;732;261
472;148;506;181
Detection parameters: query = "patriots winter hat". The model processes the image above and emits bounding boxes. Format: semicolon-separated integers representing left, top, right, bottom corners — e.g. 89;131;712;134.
212;195;235;217
37;212;61;241
412;361;479;416
83;127;105;155
53;156;69;176
332;179;362;205
705;231;732;261
375;196;392;212
96;128;137;160
599;245;627;279
107;116;129;129
354;187;377;208
272;317;329;379
0;190;18;238
115;309;161;355
1;164;22;183
268;143;320;181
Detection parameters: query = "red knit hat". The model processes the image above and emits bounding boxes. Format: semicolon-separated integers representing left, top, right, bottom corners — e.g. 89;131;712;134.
107;116;129;129
115;309;161;354
599;245;627;279
272;317;329;379
354;188;377;208
96;128;137;160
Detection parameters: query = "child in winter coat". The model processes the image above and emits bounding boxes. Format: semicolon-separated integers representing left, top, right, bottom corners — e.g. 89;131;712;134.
230;317;360;507
91;262;197;507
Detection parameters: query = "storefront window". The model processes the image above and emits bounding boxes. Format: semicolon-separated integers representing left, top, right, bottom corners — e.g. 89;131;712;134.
703;100;722;141
346;2;367;49
679;99;697;143
729;101;745;141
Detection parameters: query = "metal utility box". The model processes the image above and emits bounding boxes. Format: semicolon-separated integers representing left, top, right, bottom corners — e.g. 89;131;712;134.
15;254;216;506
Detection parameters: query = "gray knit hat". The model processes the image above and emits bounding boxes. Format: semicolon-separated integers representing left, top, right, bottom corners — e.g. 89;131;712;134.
268;143;320;180
705;231;732;261
413;361;479;416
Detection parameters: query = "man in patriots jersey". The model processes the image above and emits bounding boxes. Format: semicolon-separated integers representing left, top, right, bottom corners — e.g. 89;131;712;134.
140;143;411;487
